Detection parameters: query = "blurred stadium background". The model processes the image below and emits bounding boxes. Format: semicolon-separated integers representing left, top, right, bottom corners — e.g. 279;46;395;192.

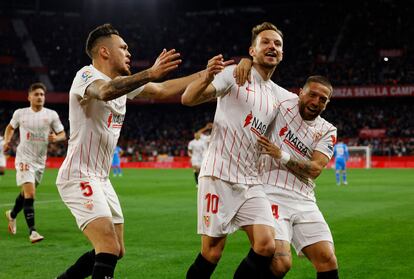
0;0;413;278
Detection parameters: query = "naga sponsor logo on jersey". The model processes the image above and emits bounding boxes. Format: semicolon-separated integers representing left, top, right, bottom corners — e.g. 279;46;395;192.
107;112;124;128
279;126;309;157
243;111;267;137
81;70;93;83
26;131;47;142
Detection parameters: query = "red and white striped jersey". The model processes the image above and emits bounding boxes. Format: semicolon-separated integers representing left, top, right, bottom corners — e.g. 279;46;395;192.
57;65;143;182
199;65;294;185
260;95;337;201
10;107;64;168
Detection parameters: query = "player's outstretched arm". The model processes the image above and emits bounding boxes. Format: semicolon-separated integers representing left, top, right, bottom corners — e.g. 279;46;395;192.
48;130;66;143
136;69;206;100
182;54;233;106
3;124;15;153
86;49;182;102
258;135;329;179
233;58;253;86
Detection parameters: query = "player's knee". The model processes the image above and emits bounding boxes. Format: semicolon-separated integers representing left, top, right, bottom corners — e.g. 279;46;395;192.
271;253;291;276
118;246;125;259
202;246;223;263
253;238;276;257
314;251;338;271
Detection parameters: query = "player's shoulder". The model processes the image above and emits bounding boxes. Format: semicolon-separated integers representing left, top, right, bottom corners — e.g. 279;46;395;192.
75;65;97;82
317;116;337;133
272;83;297;101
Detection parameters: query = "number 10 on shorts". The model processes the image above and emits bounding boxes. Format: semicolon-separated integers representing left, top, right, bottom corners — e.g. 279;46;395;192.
205;193;219;214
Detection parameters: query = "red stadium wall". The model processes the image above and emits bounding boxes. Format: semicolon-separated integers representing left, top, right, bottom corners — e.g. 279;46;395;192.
4;156;414;169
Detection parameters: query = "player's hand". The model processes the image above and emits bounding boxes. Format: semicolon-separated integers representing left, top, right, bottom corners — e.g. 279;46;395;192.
206;122;213;129
233;58;252;86
204;54;234;83
257;135;282;159
3;142;10;153
150;49;182;80
48;132;57;143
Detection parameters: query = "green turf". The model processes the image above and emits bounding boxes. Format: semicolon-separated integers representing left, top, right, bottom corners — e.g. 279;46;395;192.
0;168;413;278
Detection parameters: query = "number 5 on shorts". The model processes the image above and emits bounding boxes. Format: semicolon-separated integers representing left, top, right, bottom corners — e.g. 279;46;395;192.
272;204;279;219
80;181;93;197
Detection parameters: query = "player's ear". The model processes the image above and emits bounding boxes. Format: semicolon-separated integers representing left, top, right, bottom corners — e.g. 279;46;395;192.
248;46;255;57
100;46;110;59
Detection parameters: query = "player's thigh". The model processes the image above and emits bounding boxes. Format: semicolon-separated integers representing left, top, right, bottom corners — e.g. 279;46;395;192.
114;223;125;258
201;234;227;263
22;182;36;198
271;240;292;274
83;217;120;255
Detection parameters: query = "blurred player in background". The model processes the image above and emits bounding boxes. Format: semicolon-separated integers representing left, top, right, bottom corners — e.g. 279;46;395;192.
253;76;339;279
188;123;213;186
3;82;66;243
333;141;349;185
0;135;5;178
182;22;294;279
55;23;210;279
188;132;207;186
112;145;123;177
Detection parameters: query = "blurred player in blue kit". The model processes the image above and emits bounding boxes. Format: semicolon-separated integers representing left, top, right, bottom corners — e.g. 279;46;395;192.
112;146;123;177
333;141;349;185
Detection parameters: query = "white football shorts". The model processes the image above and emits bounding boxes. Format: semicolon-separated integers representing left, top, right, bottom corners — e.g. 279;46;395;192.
57;178;124;231
15;161;44;186
197;176;275;237
266;188;334;255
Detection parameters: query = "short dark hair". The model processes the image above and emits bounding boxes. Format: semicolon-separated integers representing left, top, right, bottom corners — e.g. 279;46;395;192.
304;75;334;97
85;23;120;59
28;82;47;93
251;22;283;46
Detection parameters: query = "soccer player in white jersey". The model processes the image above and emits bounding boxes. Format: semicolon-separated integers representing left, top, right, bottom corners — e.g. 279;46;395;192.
256;76;339;279
188;132;207;186
0;136;5;177
55;23;209;279
182;22;294;279
3;82;66;243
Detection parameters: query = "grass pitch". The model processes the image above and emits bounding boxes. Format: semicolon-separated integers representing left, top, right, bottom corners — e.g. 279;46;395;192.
0;168;413;278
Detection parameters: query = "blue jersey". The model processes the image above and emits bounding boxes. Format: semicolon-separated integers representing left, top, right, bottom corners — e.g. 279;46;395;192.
333;143;348;170
112;146;122;166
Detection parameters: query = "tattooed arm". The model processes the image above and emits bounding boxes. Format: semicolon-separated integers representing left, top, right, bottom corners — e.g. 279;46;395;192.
258;135;330;180
285;151;329;180
85;49;181;102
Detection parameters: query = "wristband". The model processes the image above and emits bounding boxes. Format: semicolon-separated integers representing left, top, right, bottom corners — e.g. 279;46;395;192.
280;151;291;165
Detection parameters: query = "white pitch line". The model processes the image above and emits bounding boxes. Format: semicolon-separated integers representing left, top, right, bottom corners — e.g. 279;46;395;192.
0;199;62;208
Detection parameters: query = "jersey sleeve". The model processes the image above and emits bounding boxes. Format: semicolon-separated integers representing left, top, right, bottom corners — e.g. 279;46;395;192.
211;65;236;98
50;110;65;133
9;109;21;129
315;126;337;160
70;66;105;99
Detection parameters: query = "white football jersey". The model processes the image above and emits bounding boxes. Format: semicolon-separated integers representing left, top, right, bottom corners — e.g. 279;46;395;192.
57;65;143;182
188;138;207;165
9;107;64;169
260;95;337;201
200;65;294;185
